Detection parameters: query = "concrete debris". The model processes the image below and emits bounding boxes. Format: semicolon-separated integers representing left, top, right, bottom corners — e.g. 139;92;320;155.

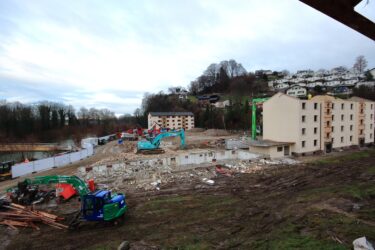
259;158;299;165
118;241;130;250
202;178;215;185
225;138;251;150
353;237;374;250
77;150;300;192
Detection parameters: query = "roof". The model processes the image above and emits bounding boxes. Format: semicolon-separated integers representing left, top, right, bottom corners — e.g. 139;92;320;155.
310;95;337;102
149;112;194;116
249;139;294;147
349;96;375;103
92;190;110;198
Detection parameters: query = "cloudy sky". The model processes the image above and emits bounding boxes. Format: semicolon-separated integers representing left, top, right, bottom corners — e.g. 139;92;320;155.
0;0;374;115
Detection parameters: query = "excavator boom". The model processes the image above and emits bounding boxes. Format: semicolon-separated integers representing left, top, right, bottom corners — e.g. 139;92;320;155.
137;129;185;154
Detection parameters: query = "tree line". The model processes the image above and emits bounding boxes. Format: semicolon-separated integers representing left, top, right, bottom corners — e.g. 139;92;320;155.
0;101;119;142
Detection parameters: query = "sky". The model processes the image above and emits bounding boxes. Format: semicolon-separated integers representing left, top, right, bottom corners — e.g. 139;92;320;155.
0;0;374;115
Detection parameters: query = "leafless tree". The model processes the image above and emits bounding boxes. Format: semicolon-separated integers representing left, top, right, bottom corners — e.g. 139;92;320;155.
353;55;368;73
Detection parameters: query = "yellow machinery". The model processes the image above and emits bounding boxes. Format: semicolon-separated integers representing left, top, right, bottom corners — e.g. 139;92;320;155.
0;161;14;180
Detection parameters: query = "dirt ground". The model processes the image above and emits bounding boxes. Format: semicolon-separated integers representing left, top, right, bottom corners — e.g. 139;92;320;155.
0;130;237;192
1;149;374;249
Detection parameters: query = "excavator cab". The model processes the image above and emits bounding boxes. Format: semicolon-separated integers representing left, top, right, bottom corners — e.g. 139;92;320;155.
81;190;127;222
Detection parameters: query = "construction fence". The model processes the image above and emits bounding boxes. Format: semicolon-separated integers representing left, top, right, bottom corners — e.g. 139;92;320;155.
12;145;94;178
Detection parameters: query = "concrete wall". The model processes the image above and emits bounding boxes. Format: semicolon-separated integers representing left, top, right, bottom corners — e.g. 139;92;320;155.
263;93;300;145
12;145;94;178
249;145;289;158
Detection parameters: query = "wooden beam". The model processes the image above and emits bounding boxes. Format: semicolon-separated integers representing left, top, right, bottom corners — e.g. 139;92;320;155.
300;0;375;41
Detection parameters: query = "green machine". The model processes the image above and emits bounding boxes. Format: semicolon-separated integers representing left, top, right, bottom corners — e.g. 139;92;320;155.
251;97;270;140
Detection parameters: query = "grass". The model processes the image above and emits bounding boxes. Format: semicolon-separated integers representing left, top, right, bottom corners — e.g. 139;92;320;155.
313;150;372;165
251;222;346;250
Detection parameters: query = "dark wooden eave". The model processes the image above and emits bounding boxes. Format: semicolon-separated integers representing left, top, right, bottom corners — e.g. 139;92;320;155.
299;0;375;41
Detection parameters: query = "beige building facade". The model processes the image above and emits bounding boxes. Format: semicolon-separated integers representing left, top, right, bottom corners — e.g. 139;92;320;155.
148;112;195;130
262;93;374;155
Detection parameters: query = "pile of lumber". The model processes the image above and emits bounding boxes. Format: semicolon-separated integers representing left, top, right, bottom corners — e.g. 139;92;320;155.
0;203;67;230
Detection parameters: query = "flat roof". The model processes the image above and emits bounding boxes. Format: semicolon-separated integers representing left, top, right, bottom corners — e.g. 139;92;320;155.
249;139;294;147
149;112;194;116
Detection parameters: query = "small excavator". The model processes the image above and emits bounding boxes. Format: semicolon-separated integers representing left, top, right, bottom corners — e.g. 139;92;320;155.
7;175;128;228
137;129;186;154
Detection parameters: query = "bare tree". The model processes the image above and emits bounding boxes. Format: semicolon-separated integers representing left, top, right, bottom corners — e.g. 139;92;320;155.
353;55;368;73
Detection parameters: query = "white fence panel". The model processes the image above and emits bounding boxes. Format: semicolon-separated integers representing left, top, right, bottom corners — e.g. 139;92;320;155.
80;149;88;159
54;154;70;167
12;162;34;178
33;158;54;172
86;145;94;156
69;152;81;162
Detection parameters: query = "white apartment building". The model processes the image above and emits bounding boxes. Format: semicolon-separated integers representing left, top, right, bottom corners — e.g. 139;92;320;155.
261;93;374;156
148;112;195;130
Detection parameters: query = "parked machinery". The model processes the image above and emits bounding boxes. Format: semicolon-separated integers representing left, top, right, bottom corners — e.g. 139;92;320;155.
137;129;186;154
0;161;14;181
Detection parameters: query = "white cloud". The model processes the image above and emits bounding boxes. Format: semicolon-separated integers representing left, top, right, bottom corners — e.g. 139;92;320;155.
0;0;374;114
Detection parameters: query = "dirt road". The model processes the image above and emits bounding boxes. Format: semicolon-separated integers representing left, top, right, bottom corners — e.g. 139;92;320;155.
3;150;375;249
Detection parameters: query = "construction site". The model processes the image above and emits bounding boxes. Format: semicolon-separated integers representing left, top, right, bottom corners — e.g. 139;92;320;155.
0;125;373;250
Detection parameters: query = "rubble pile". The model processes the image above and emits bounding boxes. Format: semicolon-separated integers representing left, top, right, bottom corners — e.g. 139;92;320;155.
78;157;300;191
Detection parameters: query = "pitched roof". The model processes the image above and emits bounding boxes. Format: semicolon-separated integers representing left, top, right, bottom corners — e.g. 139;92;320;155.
149;112;194;116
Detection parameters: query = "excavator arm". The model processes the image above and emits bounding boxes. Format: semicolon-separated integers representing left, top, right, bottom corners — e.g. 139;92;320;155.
25;175;90;196
137;129;186;153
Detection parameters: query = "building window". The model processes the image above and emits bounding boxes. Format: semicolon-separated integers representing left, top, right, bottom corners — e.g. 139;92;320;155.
351;103;353;110
341;103;344;109
326;133;330;138
332;115;335;121
302;115;306;122
371;114;373;119
302;102;306;109
371;134;373;139
302;141;305;148
350;125;353;131
314;103;318;109
360;119;363;125
332;126;334;132
302;128;306;135
314;140;317;146
360;129;363;135
341;114;344;121
332;103;335;109
350;136;352;142
277;146;283;152
327;121;330;126
314;127;317;134
341;137;344;143
371;124;373;129
314;115;317;122
360;109;364;114
341;126;344;132
350;114;353;120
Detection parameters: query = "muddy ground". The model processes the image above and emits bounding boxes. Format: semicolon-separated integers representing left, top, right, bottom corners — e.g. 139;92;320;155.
2;149;374;249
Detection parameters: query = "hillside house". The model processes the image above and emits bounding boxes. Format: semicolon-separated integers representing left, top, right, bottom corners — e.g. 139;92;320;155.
286;85;307;98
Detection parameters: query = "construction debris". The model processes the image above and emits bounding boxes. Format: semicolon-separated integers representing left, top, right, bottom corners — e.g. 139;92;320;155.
353;237;374;250
0;200;67;230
